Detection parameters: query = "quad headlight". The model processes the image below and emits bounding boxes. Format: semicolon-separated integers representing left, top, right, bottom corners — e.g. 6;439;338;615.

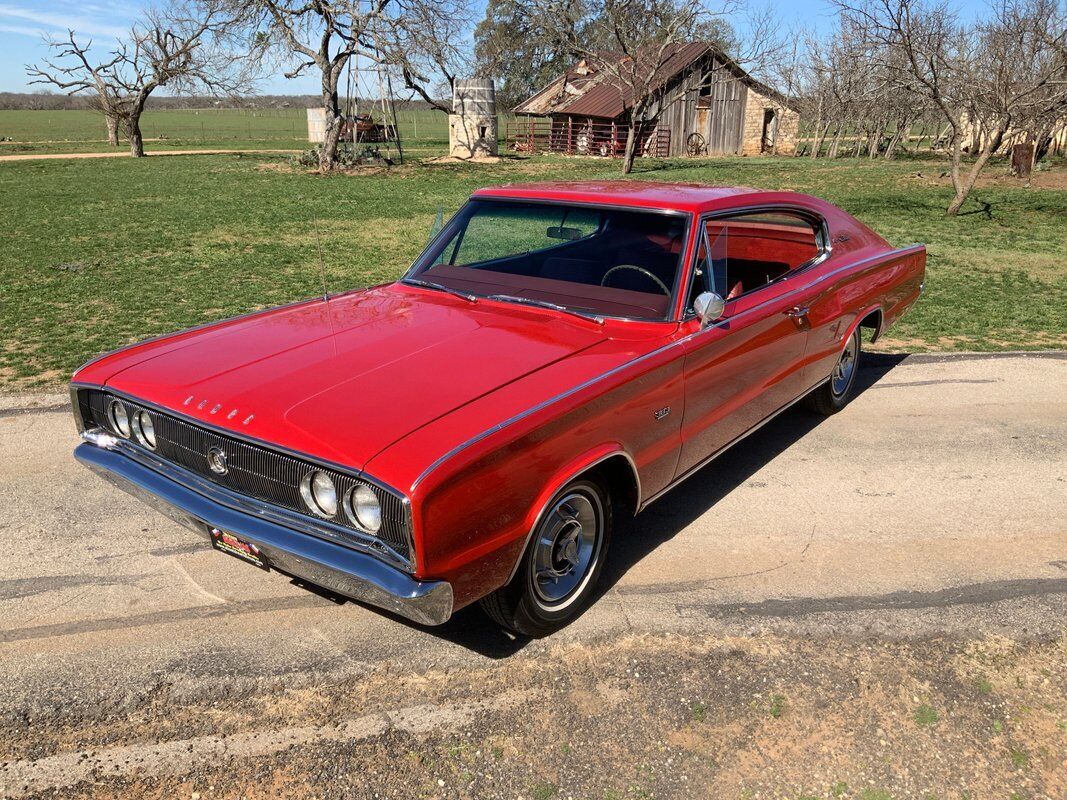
108;400;131;438
346;484;381;533
300;470;338;518
133;409;157;449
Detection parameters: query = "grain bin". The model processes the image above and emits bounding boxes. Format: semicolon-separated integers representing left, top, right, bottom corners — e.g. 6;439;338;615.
449;79;498;158
306;108;326;143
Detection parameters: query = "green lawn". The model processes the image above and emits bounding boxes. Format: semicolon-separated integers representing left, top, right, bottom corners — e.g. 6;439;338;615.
0;107;535;156
1;150;1064;389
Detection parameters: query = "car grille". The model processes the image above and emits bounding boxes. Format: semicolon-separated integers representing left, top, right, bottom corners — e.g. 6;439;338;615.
80;389;412;563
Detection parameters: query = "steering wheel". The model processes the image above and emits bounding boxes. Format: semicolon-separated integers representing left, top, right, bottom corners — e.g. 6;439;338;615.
601;265;671;296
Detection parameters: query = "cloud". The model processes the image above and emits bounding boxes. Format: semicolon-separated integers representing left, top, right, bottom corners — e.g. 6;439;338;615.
0;20;48;38
0;3;127;39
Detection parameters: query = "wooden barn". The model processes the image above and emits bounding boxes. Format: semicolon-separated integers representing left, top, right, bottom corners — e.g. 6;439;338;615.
510;42;799;159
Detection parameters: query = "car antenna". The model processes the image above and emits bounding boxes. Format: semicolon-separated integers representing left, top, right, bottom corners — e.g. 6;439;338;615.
310;204;329;303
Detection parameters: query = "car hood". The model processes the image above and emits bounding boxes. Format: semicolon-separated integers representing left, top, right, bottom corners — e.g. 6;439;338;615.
96;285;610;471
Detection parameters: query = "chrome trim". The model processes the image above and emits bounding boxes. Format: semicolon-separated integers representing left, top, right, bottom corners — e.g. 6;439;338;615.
639;376;826;510
504;451;640;585
72;384;410;501
81;428;415;573
412;244;924;494
74;442;453;626
82;428;119;449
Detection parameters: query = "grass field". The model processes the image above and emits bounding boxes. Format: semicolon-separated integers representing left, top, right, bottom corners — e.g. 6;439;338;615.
1;148;1064;388
0;107;528;157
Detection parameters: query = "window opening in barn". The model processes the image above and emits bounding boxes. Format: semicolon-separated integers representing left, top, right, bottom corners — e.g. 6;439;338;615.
761;109;779;153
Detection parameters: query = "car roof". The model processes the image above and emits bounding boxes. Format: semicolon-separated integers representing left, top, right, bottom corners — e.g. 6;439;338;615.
471;181;796;214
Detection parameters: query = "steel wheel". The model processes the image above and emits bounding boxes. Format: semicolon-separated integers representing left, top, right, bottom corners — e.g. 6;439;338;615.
479;477;613;636
527;489;604;611
804;326;862;416
831;329;859;397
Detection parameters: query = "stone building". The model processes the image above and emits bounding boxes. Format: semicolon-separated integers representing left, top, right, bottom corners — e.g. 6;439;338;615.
512;42;799;158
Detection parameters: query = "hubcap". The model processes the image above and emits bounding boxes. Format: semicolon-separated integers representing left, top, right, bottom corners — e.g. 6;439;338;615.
530;491;602;608
831;333;858;397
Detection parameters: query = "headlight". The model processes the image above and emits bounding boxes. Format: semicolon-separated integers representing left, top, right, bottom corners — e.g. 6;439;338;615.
108;400;131;437
133;410;156;449
300;471;337;518
346;484;381;533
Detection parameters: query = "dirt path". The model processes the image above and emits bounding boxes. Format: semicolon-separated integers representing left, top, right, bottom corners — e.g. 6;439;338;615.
1;352;1064;798
0;148;300;162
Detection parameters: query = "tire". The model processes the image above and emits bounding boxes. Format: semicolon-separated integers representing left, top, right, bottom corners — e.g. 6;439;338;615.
479;477;613;637
804;325;861;415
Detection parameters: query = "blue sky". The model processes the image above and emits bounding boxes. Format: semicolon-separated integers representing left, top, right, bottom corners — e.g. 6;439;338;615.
0;0;989;95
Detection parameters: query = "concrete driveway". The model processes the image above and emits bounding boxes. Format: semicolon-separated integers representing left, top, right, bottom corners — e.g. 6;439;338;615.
1;352;1064;799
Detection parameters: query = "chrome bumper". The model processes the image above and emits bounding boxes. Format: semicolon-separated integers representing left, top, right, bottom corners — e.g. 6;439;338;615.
74;442;453;626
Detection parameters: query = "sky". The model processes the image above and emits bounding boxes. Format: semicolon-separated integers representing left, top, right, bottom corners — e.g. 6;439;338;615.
0;0;991;95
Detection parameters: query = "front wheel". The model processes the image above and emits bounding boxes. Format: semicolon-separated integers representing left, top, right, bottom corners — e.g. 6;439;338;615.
804;326;861;415
479;478;612;637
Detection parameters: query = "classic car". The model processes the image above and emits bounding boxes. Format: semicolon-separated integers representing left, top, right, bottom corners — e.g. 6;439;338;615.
71;182;925;636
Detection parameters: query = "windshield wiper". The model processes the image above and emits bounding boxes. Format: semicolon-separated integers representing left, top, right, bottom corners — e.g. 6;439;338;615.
402;278;477;303
486;294;605;325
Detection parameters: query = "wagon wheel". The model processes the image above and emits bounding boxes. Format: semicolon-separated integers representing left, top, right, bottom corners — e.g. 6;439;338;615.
686;132;707;157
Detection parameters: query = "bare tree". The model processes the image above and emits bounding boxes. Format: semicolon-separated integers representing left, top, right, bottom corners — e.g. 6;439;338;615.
530;0;768;174
248;0;471;171
27;0;251;157
834;0;1067;215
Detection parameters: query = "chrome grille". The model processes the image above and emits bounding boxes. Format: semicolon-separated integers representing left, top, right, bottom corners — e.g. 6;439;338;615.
84;390;411;562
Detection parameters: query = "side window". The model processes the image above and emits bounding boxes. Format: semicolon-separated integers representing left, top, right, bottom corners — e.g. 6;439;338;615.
685;224;729;312
450;206;600;267
702;211;821;300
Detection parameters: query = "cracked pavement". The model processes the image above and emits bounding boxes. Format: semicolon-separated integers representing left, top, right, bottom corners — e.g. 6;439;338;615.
0;352;1064;798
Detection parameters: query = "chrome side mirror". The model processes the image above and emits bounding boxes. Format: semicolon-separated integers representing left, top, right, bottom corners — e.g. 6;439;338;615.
693;291;725;327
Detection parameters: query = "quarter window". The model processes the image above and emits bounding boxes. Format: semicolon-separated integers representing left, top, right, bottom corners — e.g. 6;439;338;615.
688;210;822;310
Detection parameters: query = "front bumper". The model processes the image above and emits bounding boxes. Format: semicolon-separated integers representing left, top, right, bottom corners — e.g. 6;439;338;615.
74;441;453;626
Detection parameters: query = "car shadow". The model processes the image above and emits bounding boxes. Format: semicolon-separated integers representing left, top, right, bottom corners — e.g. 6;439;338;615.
387;352;910;658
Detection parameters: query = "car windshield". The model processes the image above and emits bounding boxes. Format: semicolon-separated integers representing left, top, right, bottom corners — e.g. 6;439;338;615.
404;199;688;320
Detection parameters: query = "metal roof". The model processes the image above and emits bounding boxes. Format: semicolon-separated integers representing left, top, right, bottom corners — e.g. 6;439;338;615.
514;42;796;119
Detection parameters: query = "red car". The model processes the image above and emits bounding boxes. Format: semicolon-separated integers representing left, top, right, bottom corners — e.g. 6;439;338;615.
71;182;925;636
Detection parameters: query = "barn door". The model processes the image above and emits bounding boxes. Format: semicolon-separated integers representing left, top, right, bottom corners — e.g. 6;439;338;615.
701;63;746;154
696;108;711;147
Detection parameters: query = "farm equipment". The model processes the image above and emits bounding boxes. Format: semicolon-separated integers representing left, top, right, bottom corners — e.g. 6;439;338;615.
340;115;397;144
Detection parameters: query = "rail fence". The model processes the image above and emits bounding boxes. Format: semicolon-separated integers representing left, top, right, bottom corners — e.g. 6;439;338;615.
505;119;671;159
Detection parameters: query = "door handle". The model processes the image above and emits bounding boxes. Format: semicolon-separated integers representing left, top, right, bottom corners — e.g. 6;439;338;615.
784;305;810;318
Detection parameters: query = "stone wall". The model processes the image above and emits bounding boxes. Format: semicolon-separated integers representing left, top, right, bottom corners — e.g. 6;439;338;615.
740;88;799;156
448;113;498;158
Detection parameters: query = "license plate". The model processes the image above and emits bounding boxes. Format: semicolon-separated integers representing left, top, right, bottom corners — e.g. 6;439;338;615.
210;527;269;571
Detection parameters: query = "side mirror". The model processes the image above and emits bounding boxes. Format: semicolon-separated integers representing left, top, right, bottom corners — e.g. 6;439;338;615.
693;291;726;327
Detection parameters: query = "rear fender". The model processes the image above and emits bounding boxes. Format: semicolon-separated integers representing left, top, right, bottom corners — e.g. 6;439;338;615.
845;303;884;346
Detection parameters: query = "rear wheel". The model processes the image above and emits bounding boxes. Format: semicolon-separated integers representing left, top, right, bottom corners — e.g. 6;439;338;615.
479;478;612;637
805;326;861;415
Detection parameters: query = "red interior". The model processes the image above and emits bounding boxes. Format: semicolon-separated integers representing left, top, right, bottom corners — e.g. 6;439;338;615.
705;219;818;269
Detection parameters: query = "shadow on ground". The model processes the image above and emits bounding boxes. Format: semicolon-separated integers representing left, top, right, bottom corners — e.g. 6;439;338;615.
379;352;909;658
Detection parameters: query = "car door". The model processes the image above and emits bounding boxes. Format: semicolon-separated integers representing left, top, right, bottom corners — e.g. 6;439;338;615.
674;209;827;478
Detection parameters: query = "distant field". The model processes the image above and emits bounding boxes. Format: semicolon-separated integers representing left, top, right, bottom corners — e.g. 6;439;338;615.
0;107;535;157
0;151;1064;388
